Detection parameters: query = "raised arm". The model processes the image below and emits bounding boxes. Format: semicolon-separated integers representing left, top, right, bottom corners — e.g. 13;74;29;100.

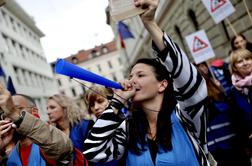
17;112;73;161
0;85;73;163
155;33;207;141
83;107;127;163
136;0;207;140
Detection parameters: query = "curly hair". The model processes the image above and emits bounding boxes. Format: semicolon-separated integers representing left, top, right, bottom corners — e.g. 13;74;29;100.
49;94;87;127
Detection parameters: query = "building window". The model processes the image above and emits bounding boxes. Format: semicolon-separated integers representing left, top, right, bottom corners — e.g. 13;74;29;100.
174;25;187;51
82;86;86;94
19;44;25;58
108;61;113;69
22;69;28;85
57;79;62;86
112;73;117;82
51;64;55;70
118;57;122;65
97;64;102;72
13;66;21;84
1;10;8;26
101;46;108;54
188;9;199;31
0;52;4;59
29;71;34;86
221;21;230;41
71;57;78;64
91;49;97;58
71;88;76;97
10;17;16;32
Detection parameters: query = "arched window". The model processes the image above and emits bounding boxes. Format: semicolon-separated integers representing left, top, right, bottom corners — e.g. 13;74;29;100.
221;21;230;41
101;46;108;54
174;25;187;51
188;9;199;31
91;49;97;58
71;57;78;64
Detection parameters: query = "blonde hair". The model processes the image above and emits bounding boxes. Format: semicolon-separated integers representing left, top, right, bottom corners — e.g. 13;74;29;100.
49;94;86;127
229;48;252;75
84;85;113;113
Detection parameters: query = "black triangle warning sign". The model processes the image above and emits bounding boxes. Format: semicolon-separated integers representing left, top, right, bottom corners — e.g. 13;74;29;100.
211;0;226;12
192;36;208;52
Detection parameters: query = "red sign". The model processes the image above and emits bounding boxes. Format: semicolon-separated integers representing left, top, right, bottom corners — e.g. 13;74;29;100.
192;36;208;52
211;0;226;12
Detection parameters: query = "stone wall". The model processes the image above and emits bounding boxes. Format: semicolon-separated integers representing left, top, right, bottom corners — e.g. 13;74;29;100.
158;0;252;60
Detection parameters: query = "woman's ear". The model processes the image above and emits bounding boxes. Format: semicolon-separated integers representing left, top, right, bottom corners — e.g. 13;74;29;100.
158;79;168;93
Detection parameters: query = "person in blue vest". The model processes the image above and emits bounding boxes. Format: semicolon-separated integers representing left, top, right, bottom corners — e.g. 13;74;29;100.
7;94;48;166
196;63;251;166
83;0;212;165
229;48;252;158
84;85;120;166
196;60;232;97
0;93;73;166
47;94;93;153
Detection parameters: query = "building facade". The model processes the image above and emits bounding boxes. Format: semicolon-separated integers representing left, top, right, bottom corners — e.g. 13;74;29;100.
0;0;58;120
52;41;125;109
108;0;252;65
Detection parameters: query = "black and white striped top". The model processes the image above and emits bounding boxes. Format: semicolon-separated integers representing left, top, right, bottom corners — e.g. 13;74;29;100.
83;33;209;165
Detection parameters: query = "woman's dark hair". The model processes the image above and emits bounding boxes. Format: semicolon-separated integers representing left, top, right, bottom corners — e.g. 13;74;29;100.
128;58;177;154
195;63;224;102
231;34;247;51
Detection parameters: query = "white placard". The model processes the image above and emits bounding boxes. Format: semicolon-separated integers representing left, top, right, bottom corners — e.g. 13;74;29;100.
185;30;215;64
109;0;145;21
201;0;235;23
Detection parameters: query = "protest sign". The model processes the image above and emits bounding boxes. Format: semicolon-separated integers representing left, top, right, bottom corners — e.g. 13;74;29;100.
109;0;145;21
185;30;215;64
201;0;235;23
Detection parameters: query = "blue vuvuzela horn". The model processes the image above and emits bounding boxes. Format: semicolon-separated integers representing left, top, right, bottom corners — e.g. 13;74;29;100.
55;59;122;89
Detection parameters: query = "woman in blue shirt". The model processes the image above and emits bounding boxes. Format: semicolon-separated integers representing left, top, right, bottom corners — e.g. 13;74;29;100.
84;0;210;165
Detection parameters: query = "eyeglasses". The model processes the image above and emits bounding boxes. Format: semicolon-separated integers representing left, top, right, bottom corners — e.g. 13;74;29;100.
14;106;35;111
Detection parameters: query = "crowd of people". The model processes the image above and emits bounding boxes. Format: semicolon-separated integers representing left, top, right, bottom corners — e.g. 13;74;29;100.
1;0;252;165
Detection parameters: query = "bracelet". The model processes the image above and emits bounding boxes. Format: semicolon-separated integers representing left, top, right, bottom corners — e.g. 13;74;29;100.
109;98;130;119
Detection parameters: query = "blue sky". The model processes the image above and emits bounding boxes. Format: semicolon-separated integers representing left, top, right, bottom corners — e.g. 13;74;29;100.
16;0;115;62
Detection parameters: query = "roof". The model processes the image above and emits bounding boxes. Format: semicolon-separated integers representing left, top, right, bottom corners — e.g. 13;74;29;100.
51;40;117;66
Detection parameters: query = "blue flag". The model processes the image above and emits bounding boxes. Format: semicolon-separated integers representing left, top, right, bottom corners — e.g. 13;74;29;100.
7;76;16;95
117;21;134;39
0;66;5;77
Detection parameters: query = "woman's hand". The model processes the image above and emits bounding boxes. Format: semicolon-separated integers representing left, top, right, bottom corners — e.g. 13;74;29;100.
0;119;14;149
113;80;136;105
0;83;18;120
134;0;164;50
134;0;159;24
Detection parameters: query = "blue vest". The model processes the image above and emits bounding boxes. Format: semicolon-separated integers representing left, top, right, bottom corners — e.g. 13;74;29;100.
207;101;236;152
93;160;118;166
211;65;232;96
7;143;46;166
232;87;252;132
126;112;199;166
70;119;90;152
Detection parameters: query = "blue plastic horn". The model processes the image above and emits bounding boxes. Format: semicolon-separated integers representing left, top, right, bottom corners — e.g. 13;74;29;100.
55;59;122;89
